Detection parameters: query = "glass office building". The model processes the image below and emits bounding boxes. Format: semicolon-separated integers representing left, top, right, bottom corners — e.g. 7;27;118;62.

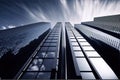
0;15;120;79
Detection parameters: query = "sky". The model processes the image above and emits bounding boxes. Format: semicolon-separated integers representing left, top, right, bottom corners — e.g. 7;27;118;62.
0;0;120;29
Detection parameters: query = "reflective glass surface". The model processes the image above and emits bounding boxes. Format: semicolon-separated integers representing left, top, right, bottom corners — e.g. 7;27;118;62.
45;52;56;58
85;51;100;57
89;58;118;79
48;47;56;51
81;72;95;79
74;51;84;57
37;72;51;79
21;72;37;79
73;46;81;51
36;52;46;58
80;42;90;46
40;59;55;71
71;42;79;46
82;46;94;50
76;58;91;71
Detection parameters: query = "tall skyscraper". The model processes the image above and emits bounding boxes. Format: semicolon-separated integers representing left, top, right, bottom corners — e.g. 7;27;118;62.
0;15;120;79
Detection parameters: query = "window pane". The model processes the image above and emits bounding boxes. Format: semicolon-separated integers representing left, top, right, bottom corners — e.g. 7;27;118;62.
81;72;95;79
70;37;75;39
45;52;56;58
45;40;51;43
70;39;76;42
71;42;79;46
51;40;58;42
89;58;118;79
50;43;57;46
36;52;46;58
76;58;91;71
27;64;39;71
37;72;51;79
40;47;48;51
78;39;86;42
77;36;83;39
82;46;94;51
85;51;100;57
40;59;55;71
27;59;43;71
21;72;37;79
43;43;50;46
48;47;57;51
73;46;81;51
74;51;84;57
80;42;90;46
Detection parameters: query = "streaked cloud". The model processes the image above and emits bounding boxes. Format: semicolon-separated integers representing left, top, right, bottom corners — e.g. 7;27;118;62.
0;0;120;29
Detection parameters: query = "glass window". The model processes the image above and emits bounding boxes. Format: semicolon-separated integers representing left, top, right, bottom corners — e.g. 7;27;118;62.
37;72;51;79
27;59;43;71
81;72;95;79
70;39;76;42
51;40;58;42
85;51;100;57
71;42;79;46
48;47;56;51
73;46;81;51
45;40;51;43
36;52;46;58
40;59;55;71
45;52;56;58
78;39;86;42
77;36;83;39
27;64;39;71
50;43;57;46
47;37;53;40
21;72;37;79
80;42;90;46
76;58;91;71
53;37;58;40
40;47;48;51
43;43;50;46
89;58;118;79
70;37;75;39
74;51;84;57
82;46;94;51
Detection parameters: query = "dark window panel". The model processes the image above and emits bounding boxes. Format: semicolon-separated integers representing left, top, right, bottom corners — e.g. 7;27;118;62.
40;47;48;51
43;43;50;46
27;59;43;71
47;37;53;40
47;47;57;51
50;43;57;46
45;40;52;43
40;59;55;71
36;52;46;58
45;52;56;58
21;72;37;79
51;40;58;43
37;72;51;79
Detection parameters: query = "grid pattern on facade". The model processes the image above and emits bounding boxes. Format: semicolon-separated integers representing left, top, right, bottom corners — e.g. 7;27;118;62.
75;24;120;51
18;23;62;79
66;22;118;79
